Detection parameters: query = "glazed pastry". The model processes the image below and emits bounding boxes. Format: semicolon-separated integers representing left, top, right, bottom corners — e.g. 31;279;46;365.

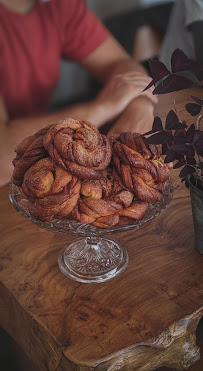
80;168;113;200
12;125;53;186
73;198;122;228
118;201;149;224
73;169;148;228
22;157;81;221
111;132;170;203
43;118;111;180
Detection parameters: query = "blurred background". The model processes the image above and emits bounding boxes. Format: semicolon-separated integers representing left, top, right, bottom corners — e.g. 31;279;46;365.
49;0;174;110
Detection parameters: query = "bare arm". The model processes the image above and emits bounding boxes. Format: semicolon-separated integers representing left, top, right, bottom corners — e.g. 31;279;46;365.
81;36;147;81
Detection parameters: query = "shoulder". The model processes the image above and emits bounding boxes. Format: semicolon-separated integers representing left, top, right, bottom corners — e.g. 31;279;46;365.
52;0;109;61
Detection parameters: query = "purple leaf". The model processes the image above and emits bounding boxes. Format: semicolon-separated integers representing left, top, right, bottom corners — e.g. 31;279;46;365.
173;159;185;168
175;153;185;160
186;156;196;165
187;146;195;158
164;149;177;163
165;110;178;130
165;110;186;130
153;74;194;95
193;130;203;143
145;130;173;145
179;165;195;178
193;133;203;155
162;143;168;155
185;124;195;143
191;96;203;105
171;49;198;73
148;59;170;81
185;103;201;116
174;131;186;144
142;60;170;92
144;116;163;135
171;143;195;157
196;147;203;156
142;80;156;92
152;116;163;132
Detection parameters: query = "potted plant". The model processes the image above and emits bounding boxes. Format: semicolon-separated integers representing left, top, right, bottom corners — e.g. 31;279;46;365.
143;49;203;253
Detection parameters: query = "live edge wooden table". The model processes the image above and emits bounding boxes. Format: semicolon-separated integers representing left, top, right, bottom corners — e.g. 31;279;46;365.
0;88;203;371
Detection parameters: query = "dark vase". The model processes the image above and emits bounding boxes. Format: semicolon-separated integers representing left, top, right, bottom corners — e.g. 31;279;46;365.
188;176;203;254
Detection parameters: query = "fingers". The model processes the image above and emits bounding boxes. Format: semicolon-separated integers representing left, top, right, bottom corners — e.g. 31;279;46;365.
115;73;153;88
115;73;158;104
166;162;173;169
116;71;151;79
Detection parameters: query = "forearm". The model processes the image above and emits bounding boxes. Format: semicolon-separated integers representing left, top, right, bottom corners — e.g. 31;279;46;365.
123;96;154;134
106;57;147;79
0;99;109;187
82;36;147;83
8;98;109;144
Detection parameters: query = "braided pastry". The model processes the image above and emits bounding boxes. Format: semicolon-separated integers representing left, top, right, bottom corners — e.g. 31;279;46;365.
118;201;149;226
73;170;119;227
22;157;81;221
80;168;113;200
73;169;148;228
43;118;111;180
111;132;170;203
12;125;53;186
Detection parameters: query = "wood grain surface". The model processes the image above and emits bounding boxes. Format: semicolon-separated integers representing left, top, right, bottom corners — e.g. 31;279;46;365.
0;88;203;370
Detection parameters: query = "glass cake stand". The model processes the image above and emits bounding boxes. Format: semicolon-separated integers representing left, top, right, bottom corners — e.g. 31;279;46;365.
9;180;173;283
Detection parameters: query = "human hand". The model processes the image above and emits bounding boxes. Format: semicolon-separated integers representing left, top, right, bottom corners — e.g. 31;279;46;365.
107;96;155;137
107;96;173;169
94;72;158;124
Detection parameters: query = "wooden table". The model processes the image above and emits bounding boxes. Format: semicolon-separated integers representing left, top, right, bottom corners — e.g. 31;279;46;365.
1;88;203;371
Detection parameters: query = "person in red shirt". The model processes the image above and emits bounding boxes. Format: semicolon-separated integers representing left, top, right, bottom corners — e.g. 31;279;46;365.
0;0;157;187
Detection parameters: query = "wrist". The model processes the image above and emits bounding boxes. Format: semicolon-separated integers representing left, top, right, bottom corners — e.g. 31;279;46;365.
91;98;113;127
61;100;108;128
128;95;155;108
125;96;155;116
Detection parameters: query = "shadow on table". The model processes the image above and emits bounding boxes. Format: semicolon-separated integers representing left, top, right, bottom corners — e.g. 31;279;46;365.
0;327;38;371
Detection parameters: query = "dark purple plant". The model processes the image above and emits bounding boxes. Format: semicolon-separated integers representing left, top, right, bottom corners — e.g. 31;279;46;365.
143;49;203;189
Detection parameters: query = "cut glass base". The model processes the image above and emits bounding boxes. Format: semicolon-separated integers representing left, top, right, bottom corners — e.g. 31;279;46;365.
9;180;173;284
58;237;128;283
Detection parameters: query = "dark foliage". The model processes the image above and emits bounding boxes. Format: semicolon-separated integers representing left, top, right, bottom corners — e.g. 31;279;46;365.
143;49;203;184
143;49;203;95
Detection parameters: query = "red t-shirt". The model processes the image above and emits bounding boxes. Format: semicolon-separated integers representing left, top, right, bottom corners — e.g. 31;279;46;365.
0;0;109;118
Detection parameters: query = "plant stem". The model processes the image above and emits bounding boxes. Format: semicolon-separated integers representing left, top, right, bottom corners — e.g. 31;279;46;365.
196;114;203;130
173;93;182;122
